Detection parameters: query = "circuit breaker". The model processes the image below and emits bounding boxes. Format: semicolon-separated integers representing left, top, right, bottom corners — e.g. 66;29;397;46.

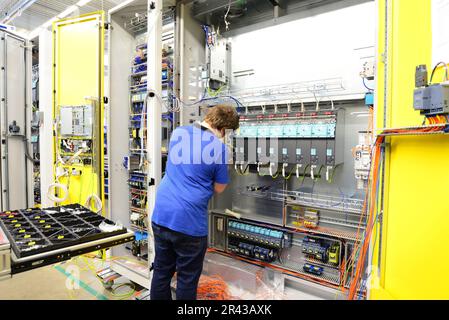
208;38;230;88
235;138;246;164
310;140;327;167
353;131;372;189
281;140;297;164
60;105;93;137
296;140;311;166
257;138;271;164
234;109;345;181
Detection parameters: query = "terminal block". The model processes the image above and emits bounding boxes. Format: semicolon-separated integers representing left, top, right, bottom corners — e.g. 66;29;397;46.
227;220;290;249
328;243;340;265
303;263;324;276
302;236;329;262
303;209;319;229
227;241;276;262
128;173;147;189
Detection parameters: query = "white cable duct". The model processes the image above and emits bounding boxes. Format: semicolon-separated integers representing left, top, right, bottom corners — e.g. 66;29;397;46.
269;162;276;177
296;164;302;178
282;163;288;178
326;166;331;182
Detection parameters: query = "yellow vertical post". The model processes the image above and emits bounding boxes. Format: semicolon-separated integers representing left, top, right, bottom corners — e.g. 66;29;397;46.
371;0;449;299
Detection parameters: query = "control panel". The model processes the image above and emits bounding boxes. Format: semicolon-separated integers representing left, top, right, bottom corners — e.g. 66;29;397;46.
233;109;345;181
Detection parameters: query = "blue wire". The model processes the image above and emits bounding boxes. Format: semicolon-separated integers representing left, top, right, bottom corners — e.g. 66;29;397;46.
202;25;211;49
174;94;246;110
363;78;374;92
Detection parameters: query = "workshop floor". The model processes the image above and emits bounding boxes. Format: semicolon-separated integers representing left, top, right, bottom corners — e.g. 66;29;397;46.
0;252;337;300
0;256;137;300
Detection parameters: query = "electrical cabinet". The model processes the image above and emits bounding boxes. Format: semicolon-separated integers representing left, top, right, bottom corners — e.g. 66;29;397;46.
107;0;174;288
0;30;34;211
174;0;370;300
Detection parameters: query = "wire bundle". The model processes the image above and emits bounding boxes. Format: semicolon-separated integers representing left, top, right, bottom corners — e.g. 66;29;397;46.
345;124;445;299
426;115;449;125
197;275;235;300
207;248;341;292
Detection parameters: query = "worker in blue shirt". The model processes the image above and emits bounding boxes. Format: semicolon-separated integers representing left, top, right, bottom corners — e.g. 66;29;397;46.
151;105;240;300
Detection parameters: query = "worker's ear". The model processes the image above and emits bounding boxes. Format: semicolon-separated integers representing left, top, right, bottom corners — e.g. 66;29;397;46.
220;128;226;138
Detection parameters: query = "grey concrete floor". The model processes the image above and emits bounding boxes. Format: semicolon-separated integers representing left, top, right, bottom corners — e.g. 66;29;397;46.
0;252;335;300
0;256;138;300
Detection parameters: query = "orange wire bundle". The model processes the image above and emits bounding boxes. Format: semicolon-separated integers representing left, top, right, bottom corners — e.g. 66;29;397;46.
197;275;235;300
427;115;449;124
346;124;444;299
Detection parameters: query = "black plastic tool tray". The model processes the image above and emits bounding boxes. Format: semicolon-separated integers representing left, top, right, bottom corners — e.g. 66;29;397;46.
0;204;128;258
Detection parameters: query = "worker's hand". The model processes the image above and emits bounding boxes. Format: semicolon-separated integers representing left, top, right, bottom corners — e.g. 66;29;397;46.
214;183;227;194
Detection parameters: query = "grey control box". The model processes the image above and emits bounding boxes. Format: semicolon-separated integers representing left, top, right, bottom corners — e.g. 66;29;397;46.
414;83;449;115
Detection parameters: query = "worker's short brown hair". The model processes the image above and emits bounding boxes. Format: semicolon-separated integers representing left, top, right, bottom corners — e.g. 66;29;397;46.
204;105;240;131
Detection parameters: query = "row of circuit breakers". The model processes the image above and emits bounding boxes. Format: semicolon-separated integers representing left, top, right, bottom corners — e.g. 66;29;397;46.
227;220;291;262
234;110;344;167
226;220;341;276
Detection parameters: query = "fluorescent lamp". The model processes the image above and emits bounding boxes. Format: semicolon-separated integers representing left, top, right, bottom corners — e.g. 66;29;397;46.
76;0;93;6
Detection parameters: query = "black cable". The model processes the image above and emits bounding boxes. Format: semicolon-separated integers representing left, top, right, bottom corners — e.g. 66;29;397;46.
429;61;448;84
7;134;40;164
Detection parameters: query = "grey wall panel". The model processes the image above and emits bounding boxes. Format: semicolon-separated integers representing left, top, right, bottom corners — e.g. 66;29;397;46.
0;35;4;211
107;20;134;227
5;35;28;210
0;32;32;211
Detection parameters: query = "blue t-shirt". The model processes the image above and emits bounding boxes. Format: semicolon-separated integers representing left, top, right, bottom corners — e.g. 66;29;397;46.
152;125;229;237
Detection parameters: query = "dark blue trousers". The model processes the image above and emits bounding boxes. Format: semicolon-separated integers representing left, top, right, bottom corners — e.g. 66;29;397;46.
150;222;208;300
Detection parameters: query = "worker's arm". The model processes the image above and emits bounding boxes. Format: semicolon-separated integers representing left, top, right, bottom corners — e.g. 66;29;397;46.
214;183;227;194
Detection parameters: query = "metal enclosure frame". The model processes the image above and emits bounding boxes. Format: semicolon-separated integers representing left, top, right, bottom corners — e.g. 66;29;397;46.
370;0;449;300
106;0;163;289
51;12;106;211
177;0;372;299
0;30;34;212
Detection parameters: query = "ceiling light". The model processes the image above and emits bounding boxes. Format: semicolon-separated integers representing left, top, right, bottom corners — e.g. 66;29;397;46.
76;0;93;6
